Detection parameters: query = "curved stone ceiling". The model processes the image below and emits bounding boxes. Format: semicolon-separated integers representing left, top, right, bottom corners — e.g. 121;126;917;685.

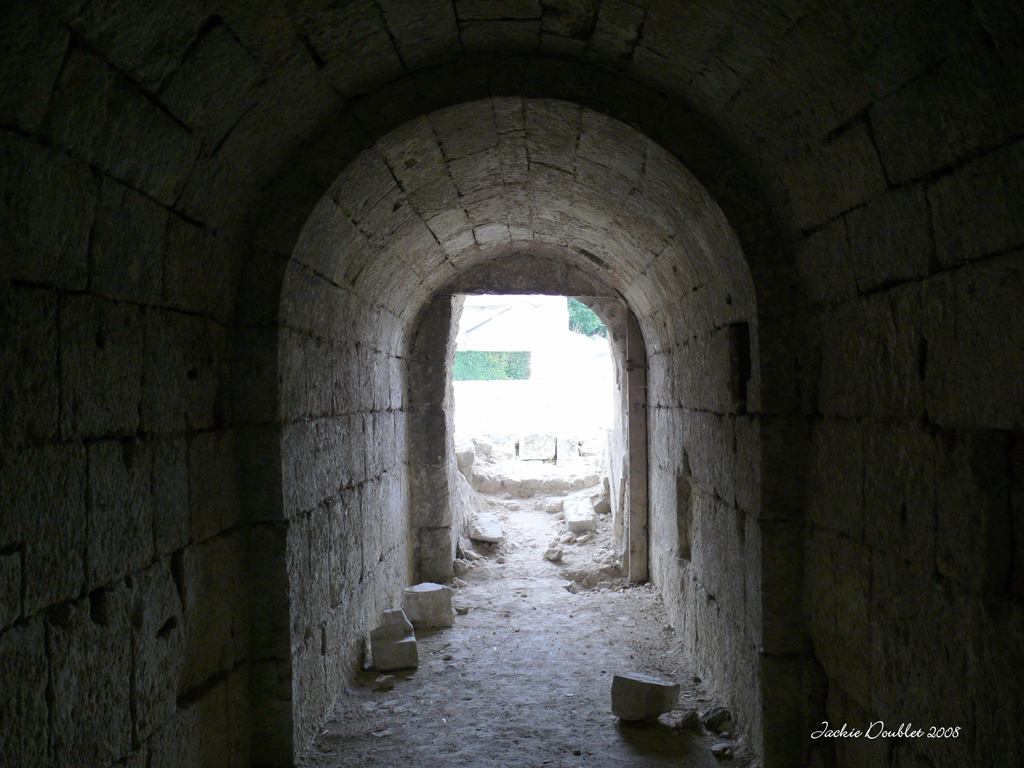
284;97;754;354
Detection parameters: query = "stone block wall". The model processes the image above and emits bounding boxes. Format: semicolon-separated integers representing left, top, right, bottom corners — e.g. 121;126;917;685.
407;293;467;582
275;252;413;754
786;40;1024;768
0;251;248;768
0;5;253;766
643;281;765;756
5;4;1022;766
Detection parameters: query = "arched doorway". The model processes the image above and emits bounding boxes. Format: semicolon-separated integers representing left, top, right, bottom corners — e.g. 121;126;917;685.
237;97;781;765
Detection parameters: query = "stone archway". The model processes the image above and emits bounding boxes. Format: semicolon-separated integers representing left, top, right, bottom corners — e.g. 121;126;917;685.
237;96;794;765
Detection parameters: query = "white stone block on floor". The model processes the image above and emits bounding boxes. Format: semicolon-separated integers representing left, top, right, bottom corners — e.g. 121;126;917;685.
402;582;454;628
520;433;556;460
565;498;597;533
469;512;503;543
371;609;418;671
611;672;680;721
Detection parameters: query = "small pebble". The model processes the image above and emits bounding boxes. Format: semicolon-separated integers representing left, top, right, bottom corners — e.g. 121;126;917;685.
496;556;506;564
456;606;469;615
544;548;563;562
711;743;733;759
443;653;453;661
453;578;468;588
374;675;396;691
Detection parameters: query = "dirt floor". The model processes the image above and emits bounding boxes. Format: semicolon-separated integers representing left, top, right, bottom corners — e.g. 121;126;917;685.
300;482;756;768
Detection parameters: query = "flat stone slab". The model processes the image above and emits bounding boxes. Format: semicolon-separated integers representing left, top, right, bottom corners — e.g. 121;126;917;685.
370;609;418;671
611;672;680;721
565;498;597;533
402;582;454;628
469;512;503;543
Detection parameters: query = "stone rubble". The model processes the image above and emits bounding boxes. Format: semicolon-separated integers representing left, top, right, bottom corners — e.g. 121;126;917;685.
702;706;732;730
370;609;418;671
610;672;680;721
469;513;503;543
564;498;597;533
544;548;563;562
711;743;734;759
402;583;454;628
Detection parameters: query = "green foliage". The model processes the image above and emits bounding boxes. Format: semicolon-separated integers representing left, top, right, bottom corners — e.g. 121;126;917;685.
453;350;532;381
567;298;607;337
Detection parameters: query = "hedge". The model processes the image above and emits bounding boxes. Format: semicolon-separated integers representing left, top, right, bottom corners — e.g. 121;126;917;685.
453;350;532;381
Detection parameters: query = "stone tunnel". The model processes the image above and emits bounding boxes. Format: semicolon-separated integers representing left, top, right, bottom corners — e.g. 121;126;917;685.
1;1;1022;767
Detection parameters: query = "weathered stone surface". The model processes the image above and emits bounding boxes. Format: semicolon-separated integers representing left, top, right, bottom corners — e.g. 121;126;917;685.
871;47;1024;185
923;253;1024;430
0;551;20;629
310;6;405;97
67;0;207;90
783;122;888;229
141;309;226;433
0;7;1022;767
60;294;143;439
934;429;1011;594
161;23;263;147
793;218;857;305
371;608;418;671
133;559;185;741
49;586;133;768
380;0;461;69
845;184;933;293
469;512;504;543
929;139;1024;266
806;418;864;540
863;422;936;566
91;176;168;304
188;430;240;542
0;4;69;131
544;547;563;562
565;497;597;533
611;672;680;721
1;443;86;614
0;617;48;765
46;48;202;206
152;437;190;556
0;131;95;290
87;438;154;588
0;286;58;449
402;582;455;628
163;217;238;323
179;535;240;694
